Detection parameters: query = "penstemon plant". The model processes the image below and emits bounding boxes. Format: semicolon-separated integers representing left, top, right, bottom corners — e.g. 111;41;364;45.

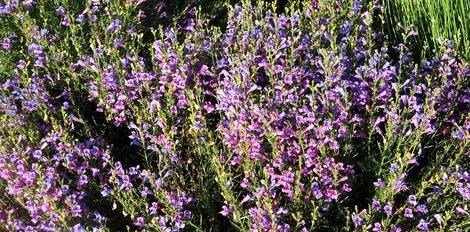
0;0;468;231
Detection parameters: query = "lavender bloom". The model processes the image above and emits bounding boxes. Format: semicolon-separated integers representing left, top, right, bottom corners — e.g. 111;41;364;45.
372;222;382;232
404;208;413;218
107;18;121;34
219;205;232;217
434;214;442;225
408;195;418;206
384;204;393;216
149;202;159;215
134;217;144;228
241;178;251;188
455;206;468;215
72;224;86;232
23;0;34;10
372;199;381;211
76;14;85;23
416;219;429;231
113;38;123;48
62;17;71;26
352;214;364;226
2;37;10;50
56;6;66;16
393;178;408;192
173;215;185;230
374;179;386;188
416;204;428;214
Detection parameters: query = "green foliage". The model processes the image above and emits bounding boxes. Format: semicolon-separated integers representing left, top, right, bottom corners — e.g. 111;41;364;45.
383;0;470;61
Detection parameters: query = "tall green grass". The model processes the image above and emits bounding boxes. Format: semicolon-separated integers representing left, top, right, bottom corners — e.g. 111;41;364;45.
383;0;469;61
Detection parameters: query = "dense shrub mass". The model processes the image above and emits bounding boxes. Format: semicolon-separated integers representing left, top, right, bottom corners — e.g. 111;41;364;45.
0;0;468;231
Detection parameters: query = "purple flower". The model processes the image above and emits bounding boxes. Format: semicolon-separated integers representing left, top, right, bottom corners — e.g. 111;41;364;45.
408;195;417;206
101;186;111;197
76;14;86;23
134;217;144;228
62;101;71;110
241;178;251;188
141;187;152;198
374;179;386;188
372;222;382;232
324;188;338;201
384;204;393;216
94;212;105;224
107;18;121;34
173;214;185;230
23;0;34;10
276;207;288;215
158;216;168;228
219;205;233;217
62;17;71;26
352;0;362;14
182;18;196;33
407;29;418;37
372;199;381;211
390;163;398;173
456;182;470;200
352;214;364;226
24;100;37;112
391;226;402;232
2;37;10;50
404;208;413;218
416;204;428;214
32;150;42;159
72;224;86;232
113;38;124;48
241;195;252;204
452;129;465;140
17;59;26;69
56;6;66;16
393;178;408;192
149;202;159;215
94;48;103;56
456;206;468;215
416;219;429;231
78;174;88;186
183;210;192;219
72;205;82;217
340;20;352;35
434;214;442;225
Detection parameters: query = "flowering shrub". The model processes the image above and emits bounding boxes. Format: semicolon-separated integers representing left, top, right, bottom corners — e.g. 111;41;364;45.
0;0;468;231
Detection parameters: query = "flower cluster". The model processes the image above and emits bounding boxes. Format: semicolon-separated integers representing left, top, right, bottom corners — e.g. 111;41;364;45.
352;164;469;231
0;133;111;231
